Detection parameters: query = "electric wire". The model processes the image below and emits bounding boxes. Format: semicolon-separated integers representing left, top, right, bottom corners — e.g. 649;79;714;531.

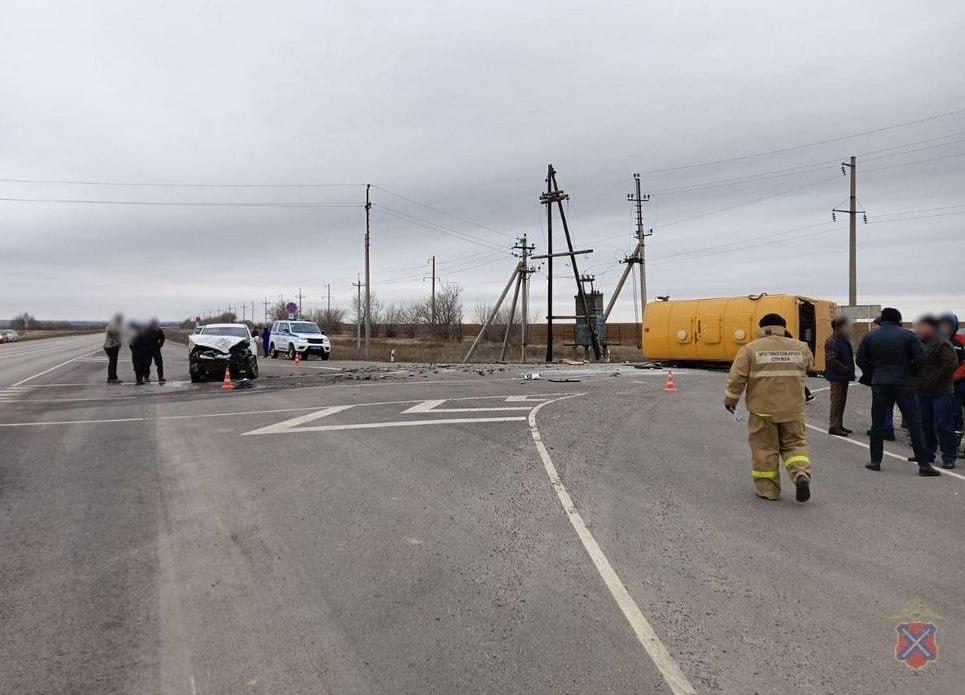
637;105;965;175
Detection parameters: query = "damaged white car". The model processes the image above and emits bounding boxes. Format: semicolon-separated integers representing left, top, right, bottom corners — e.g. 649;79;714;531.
188;323;259;382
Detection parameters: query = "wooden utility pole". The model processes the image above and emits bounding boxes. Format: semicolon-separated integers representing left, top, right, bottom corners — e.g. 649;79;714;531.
352;274;363;349
326;283;331;313
263;297;269;324
364;184;371;358
297;288;303;317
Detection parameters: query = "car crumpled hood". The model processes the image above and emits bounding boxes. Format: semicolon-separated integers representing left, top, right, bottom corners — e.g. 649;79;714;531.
189;334;248;354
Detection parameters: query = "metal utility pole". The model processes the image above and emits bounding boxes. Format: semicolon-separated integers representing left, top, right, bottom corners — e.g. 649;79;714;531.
539;165;602;361
832;156;865;307
352;274;363;349
264;298;269;324
364;184;372;358
326;283;331;313
429;256;436;325
297;288;303;317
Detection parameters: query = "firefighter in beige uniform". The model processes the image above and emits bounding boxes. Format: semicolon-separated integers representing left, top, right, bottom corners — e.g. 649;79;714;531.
724;313;814;503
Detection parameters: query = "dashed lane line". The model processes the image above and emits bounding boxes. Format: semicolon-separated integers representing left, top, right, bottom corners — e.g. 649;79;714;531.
10;348;103;388
804;423;965;482
528;394;697;695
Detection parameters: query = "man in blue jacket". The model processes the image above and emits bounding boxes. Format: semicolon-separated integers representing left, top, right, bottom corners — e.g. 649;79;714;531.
825;316;856;436
855;307;940;476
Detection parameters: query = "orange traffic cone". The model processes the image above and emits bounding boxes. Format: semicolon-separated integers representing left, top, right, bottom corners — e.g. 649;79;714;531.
663;370;677;393
293;351;301;366
222;365;235;390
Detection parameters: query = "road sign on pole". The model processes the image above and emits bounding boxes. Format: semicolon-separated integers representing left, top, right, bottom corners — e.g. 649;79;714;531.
285;301;298;320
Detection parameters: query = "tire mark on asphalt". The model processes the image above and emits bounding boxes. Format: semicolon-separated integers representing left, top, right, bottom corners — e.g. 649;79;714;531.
528;394;697;695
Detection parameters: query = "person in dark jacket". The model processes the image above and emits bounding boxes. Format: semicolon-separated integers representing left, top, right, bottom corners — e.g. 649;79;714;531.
263;323;272;357
914;315;958;469
938;312;964;454
103;313;124;384
824;316;856;436
146;319;166;384
855;307;938;476
129;322;153;386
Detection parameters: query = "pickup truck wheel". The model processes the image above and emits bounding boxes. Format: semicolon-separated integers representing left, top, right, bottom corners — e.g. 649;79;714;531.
270;343;278;359
287;345;296;360
320;352;330;361
246;359;259;379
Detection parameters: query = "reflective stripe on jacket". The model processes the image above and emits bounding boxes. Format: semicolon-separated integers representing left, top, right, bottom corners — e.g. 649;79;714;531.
725;326;814;421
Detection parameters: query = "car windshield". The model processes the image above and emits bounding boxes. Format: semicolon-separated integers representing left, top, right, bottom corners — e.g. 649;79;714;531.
290;322;322;334
205;326;249;338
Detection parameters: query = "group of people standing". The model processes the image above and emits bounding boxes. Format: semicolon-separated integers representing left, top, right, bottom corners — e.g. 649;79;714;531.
102;314;166;385
822;309;963;473
724;307;963;504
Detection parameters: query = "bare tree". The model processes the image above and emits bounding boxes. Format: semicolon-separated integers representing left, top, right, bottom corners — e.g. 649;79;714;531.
311;307;346;334
11;312;35;331
434;284;463;341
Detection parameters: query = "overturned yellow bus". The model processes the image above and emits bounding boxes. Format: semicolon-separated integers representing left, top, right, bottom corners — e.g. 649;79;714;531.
642;294;837;372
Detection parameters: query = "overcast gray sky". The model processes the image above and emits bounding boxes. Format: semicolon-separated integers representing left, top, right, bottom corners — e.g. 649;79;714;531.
2;0;964;323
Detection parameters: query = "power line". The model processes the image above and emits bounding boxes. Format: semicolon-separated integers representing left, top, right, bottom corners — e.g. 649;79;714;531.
0;177;363;188
372;184;515;239
585;172;841;246
0;196;362;208
648;206;965;267
375;205;506;251
637;105;965;175
646;131;965;196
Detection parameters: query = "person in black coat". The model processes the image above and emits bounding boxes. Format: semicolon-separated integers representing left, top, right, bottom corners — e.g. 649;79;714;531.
824;316;856;436
129;323;153;386
855;307;939;475
146;319;166;384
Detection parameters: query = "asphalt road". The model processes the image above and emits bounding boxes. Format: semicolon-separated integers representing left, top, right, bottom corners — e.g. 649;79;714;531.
1;336;963;694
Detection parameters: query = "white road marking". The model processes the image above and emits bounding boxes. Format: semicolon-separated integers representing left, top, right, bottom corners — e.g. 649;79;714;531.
10;348;102;388
243;395;554;435
804;423;965;482
0;393;574;428
400;399;533;414
241;405;355;434
527;395;696;695
245;415;527;434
